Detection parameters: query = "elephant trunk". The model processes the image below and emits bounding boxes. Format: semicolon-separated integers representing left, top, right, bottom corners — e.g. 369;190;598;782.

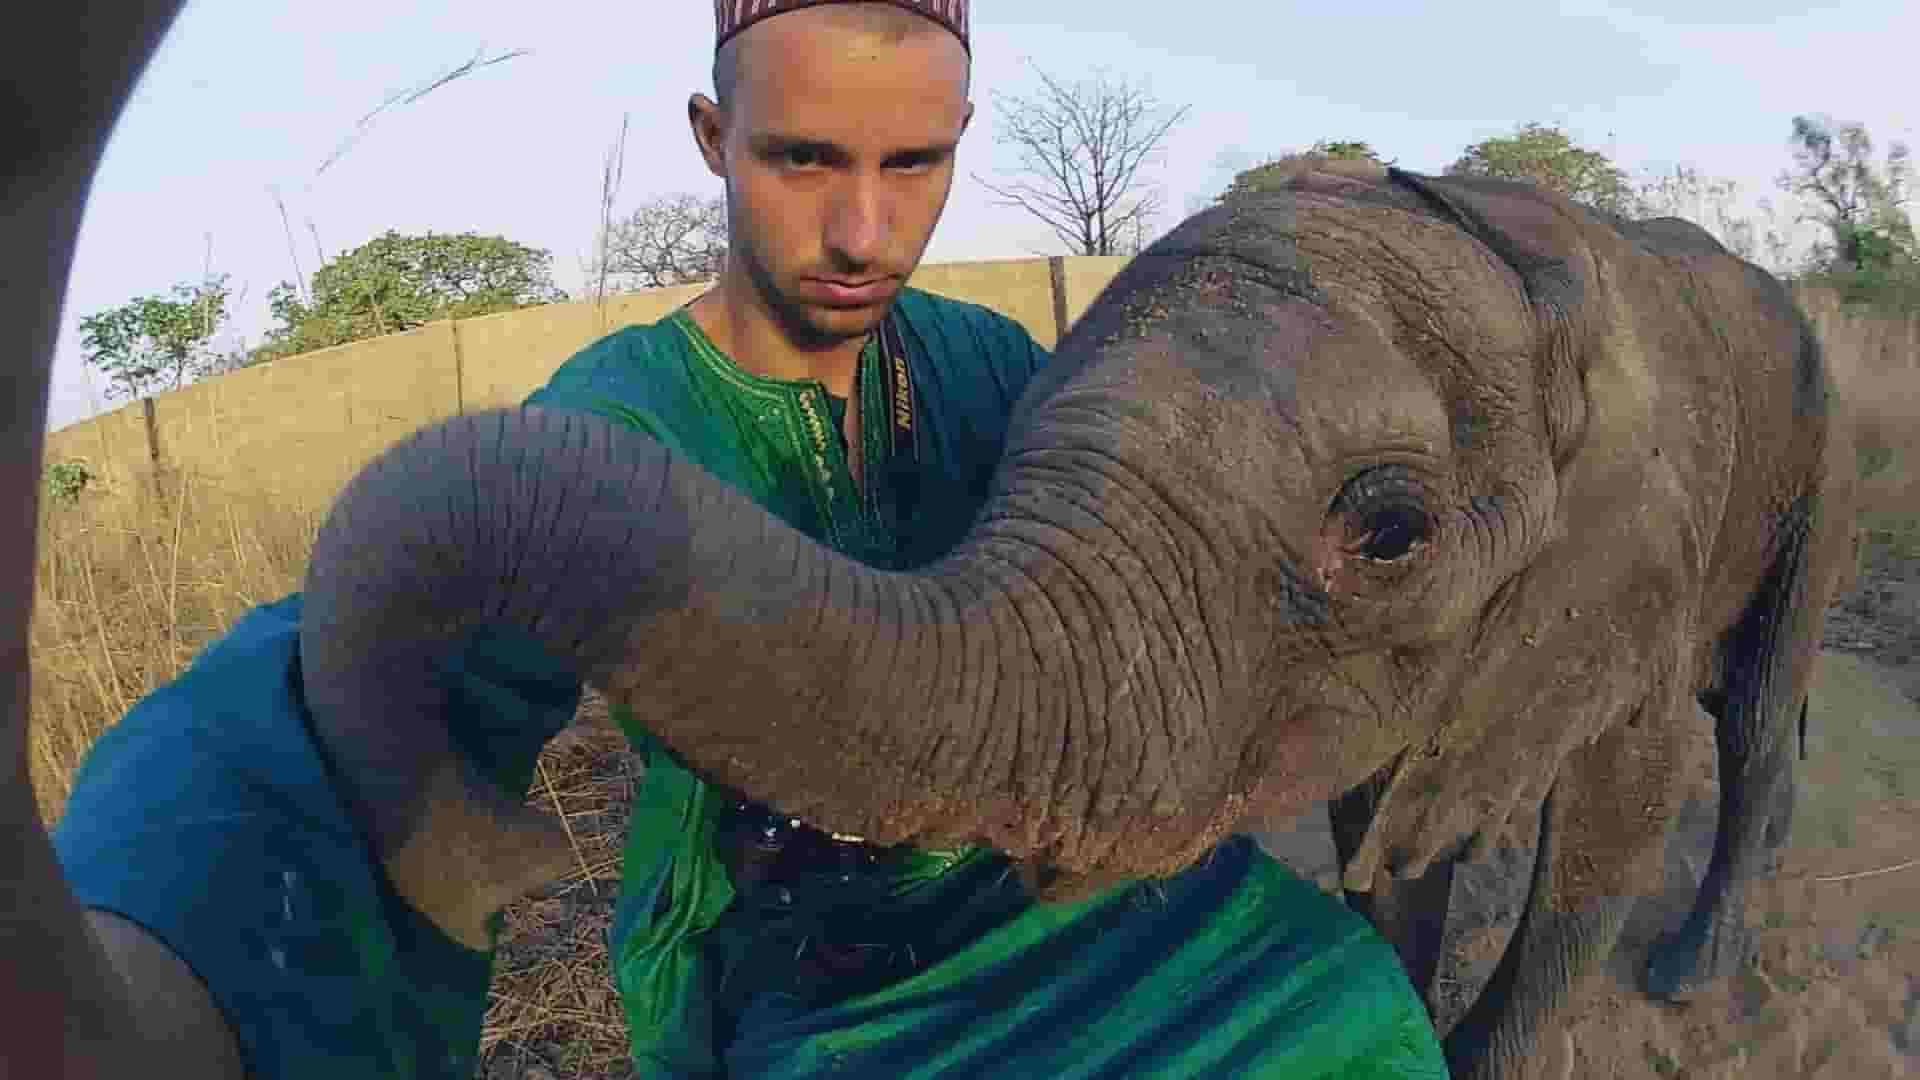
299;399;1267;915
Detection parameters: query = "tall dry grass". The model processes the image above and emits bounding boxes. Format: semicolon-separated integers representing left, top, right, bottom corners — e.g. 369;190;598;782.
1806;288;1920;551
27;468;323;824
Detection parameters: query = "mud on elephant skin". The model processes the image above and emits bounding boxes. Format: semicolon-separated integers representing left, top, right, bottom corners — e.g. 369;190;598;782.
286;164;1855;1078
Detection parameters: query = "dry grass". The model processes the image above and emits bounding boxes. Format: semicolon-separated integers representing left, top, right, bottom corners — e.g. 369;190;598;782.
1809;289;1920;536
24;290;1920;1078
28;468;322;821
477;708;639;1080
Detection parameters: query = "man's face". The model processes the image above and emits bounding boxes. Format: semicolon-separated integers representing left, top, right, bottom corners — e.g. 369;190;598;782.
694;13;973;349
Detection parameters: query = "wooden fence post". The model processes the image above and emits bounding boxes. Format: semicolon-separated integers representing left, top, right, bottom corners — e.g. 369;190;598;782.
141;397;164;495
1048;256;1069;346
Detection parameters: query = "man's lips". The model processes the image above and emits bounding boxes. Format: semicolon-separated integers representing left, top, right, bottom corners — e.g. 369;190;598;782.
803;277;894;306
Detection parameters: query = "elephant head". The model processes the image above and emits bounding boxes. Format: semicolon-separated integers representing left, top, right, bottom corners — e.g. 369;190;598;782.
296;161;1702;946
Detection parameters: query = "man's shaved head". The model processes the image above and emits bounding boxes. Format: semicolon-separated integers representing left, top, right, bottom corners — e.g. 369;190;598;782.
713;2;969;107
686;0;973;352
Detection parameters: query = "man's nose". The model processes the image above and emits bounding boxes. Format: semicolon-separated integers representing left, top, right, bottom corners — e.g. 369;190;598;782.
824;174;888;268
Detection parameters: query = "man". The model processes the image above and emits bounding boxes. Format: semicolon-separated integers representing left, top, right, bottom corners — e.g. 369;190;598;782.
18;3;1448;1077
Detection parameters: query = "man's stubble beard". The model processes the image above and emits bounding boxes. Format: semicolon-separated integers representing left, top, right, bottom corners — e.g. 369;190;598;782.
738;239;892;353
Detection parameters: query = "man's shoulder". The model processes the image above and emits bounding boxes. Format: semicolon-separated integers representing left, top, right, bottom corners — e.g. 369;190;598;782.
540;311;693;394
525;310;703;446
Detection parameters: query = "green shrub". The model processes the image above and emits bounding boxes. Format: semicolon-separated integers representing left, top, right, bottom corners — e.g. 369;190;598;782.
44;460;93;506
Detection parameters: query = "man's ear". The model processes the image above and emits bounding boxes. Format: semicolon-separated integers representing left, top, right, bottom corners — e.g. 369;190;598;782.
688;93;727;179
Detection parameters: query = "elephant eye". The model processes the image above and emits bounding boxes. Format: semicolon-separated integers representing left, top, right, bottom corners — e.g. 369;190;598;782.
1330;467;1435;565
1357;503;1430;562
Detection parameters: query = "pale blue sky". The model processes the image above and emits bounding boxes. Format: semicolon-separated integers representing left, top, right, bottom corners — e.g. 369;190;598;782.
49;0;1917;430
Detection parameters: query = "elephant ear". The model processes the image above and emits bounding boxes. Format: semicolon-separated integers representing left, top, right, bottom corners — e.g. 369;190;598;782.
1386;168;1600;468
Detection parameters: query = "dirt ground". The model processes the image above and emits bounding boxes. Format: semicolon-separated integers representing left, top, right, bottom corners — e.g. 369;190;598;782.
1543;528;1920;1080
1580;527;1920;1080
477;525;1920;1079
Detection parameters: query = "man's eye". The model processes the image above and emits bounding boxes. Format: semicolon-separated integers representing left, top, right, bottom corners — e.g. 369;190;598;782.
784;147;823;168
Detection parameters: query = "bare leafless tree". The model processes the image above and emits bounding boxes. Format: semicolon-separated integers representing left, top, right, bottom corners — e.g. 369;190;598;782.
595;192;729;291
974;64;1189;256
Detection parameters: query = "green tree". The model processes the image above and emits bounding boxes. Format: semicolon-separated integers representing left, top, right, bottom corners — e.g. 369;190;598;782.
1446;122;1635;213
1311;140;1380;161
253;231;567;363
77;275;232;401
1219;139;1384;201
1776;115;1915;310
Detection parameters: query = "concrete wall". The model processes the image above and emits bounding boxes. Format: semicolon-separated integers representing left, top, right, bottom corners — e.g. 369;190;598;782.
1059;256;1132;335
459;283;713;412
156;322;463;508
43;255;1130;512
910;258;1060;346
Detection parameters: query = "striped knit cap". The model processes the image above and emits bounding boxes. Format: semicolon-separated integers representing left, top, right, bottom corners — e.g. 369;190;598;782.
715;0;970;53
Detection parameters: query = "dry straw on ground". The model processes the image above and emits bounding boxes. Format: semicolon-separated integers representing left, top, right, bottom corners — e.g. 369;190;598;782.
477;707;638;1080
